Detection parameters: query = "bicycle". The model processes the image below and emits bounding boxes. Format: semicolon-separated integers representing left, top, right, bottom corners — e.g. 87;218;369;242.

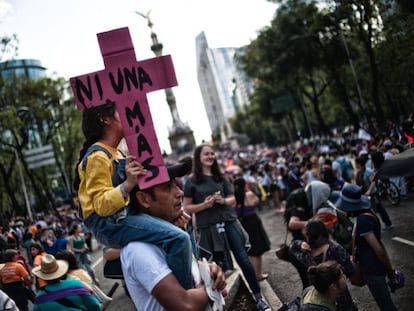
376;178;400;206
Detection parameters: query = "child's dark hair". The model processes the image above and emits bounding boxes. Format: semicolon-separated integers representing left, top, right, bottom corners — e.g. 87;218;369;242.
73;100;116;191
307;260;343;293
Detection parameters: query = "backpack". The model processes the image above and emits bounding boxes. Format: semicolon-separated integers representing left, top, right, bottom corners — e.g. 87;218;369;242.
331;207;354;253
335;158;354;183
79;144;126;220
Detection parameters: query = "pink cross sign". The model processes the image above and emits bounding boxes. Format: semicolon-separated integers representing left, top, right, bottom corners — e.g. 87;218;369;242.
70;27;177;189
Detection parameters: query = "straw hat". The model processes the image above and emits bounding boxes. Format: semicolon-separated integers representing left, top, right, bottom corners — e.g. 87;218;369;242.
32;254;69;281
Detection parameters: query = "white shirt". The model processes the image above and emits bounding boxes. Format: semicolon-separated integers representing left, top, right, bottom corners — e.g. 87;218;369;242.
121;241;212;311
0;289;19;311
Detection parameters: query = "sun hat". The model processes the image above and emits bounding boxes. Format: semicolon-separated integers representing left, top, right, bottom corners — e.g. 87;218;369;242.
32;254;69;281
334;184;371;212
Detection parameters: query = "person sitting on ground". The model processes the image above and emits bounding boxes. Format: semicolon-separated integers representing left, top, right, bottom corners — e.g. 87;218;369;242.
55;250;112;309
121;162;227;311
290;220;357;310
301;260;347;311
32;254;100;311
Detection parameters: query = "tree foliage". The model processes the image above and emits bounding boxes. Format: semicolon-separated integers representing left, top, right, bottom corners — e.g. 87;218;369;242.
234;0;414;145
0;38;82;222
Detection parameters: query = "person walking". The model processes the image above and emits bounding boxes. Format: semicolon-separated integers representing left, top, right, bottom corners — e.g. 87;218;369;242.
31;242;48;290
233;177;271;281
183;143;270;310
335;183;398;311
73;100;193;290
283;187;313;289
68;223;98;285
355;154;393;231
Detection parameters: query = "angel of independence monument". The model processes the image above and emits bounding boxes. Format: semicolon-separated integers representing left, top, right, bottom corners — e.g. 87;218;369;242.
137;11;196;155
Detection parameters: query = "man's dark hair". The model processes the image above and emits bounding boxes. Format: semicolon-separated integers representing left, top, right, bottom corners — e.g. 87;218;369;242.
129;185;155;214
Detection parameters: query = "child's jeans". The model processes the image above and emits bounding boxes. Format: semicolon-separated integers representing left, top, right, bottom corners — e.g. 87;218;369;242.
84;212;192;289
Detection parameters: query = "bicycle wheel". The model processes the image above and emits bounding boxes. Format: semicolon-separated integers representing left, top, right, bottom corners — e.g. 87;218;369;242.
386;180;400;206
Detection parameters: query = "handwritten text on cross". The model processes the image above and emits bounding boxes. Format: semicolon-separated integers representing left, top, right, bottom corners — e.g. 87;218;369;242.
70;27;177;189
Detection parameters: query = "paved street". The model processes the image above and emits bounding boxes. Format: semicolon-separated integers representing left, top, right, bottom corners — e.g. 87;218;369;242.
90;193;414;311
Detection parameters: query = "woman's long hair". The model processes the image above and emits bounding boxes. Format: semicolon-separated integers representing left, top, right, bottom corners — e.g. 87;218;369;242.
192;143;224;183
234;177;246;208
73;100;116;191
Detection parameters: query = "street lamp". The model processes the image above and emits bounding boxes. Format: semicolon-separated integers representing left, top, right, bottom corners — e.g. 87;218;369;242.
14;149;33;221
16;106;34;221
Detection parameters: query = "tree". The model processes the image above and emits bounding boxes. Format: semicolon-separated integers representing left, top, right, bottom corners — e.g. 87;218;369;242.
0;33;82;220
0;74;83;218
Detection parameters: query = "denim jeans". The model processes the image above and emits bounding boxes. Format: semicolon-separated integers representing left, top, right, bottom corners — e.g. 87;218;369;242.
363;273;397;311
84;212;192;289
224;220;261;295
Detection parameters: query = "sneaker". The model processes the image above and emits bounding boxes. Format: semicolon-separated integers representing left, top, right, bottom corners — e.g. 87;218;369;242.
256;297;270;311
384;225;394;231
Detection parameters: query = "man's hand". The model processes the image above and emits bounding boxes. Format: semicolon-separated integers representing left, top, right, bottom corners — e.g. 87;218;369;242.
172;209;191;228
208;262;226;292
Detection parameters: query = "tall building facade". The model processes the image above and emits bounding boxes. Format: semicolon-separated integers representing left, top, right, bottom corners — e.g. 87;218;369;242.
196;32;254;142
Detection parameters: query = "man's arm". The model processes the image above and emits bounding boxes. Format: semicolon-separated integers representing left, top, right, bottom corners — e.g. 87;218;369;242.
364;233;395;279
152;261;226;311
152;273;210;311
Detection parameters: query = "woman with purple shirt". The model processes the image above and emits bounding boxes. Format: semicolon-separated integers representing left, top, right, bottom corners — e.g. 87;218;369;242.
234;177;271;281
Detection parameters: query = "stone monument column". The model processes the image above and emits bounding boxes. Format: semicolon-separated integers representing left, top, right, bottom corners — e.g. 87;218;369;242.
136;11;196;154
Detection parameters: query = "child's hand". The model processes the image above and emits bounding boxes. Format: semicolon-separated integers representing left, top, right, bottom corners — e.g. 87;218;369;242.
124;155;146;192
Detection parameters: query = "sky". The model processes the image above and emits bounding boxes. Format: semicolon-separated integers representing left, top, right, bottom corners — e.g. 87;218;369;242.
0;0;278;153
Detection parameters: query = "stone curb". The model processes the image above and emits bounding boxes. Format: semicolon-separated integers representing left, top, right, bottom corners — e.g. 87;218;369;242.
223;263;284;311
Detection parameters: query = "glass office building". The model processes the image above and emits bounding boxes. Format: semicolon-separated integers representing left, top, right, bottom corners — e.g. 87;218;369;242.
0;58;46;81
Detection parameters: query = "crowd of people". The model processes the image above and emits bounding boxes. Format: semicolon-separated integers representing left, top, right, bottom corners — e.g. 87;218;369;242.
1;108;410;311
